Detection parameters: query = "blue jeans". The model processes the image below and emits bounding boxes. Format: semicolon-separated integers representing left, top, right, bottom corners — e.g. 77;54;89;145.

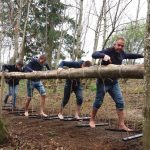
4;84;18;108
93;80;124;110
27;80;46;98
61;80;83;107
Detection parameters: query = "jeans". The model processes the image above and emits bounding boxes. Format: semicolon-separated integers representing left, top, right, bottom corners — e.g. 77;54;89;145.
4;84;18;108
27;80;46;98
93;80;124;110
61;80;83;107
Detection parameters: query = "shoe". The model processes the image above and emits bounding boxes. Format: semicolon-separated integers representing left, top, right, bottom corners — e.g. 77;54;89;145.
24;111;29;117
58;113;64;119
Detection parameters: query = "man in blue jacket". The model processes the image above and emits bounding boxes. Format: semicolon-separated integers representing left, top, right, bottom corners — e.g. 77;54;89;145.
89;37;143;131
24;54;50;117
2;60;24;109
58;60;92;119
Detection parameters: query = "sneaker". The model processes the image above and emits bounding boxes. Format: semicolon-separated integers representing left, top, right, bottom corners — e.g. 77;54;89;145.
24;111;29;117
58;113;64;119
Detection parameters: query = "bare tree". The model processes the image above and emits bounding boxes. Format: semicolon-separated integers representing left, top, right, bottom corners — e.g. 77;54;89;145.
143;0;150;149
93;0;106;53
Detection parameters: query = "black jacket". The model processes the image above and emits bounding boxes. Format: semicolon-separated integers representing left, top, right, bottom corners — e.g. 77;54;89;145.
2;64;23;86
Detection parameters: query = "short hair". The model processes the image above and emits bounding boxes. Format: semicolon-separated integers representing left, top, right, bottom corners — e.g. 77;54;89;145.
39;54;47;60
115;37;125;42
16;59;24;67
82;61;92;67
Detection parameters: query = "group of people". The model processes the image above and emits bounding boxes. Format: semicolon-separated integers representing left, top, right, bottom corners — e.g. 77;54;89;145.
2;37;143;131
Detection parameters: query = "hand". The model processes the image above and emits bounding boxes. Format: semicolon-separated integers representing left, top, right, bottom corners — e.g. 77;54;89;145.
57;68;63;73
103;55;111;63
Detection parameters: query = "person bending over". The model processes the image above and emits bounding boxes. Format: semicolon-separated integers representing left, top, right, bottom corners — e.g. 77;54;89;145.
89;37;143;131
24;54;50;117
58;60;92;119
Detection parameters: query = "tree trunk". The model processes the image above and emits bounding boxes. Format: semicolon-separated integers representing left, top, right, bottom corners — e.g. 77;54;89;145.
143;0;150;149
76;0;83;60
19;0;31;61
0;64;144;79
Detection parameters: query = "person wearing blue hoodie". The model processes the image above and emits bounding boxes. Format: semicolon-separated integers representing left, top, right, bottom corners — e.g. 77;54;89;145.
24;54;50;117
57;60;92;119
89;37;143;131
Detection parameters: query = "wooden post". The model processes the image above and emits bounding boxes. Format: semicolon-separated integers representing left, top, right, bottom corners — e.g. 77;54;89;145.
0;72;4;118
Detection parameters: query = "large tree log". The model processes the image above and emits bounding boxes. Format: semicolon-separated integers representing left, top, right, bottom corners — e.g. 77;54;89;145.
0;64;144;79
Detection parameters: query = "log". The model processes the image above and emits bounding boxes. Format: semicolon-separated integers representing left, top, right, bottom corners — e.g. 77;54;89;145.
0;64;144;79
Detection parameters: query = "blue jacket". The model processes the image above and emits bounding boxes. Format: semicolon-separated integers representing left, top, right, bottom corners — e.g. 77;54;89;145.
92;47;143;65
24;58;50;81
58;60;84;88
25;58;50;72
92;47;143;84
59;60;84;68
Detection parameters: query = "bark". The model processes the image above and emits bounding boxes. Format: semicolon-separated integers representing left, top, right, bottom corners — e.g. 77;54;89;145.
0;64;144;80
76;0;83;60
143;0;150;149
93;0;106;53
19;0;31;61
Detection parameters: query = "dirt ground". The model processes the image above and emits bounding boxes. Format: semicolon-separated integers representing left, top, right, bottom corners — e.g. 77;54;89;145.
0;79;144;150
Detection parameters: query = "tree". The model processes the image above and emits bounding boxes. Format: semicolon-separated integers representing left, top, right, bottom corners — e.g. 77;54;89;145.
143;0;150;149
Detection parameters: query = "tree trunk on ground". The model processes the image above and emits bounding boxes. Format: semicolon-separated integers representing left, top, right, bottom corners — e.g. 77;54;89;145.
0;64;144;79
143;0;150;149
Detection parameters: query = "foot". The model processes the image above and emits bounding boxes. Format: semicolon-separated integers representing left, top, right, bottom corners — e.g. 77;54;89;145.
75;114;81;120
40;112;48;117
89;120;95;128
58;113;64;119
24;111;29;117
118;124;133;132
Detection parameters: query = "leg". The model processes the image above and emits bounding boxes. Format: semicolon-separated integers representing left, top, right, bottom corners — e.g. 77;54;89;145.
89;80;108;128
40;95;47;116
74;85;83;119
24;80;33;116
36;81;47;116
58;80;71;119
12;84;18;108
3;85;11;104
108;83;133;131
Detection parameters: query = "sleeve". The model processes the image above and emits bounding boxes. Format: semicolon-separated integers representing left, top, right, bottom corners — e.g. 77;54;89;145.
23;58;35;72
2;64;12;71
123;52;143;59
58;61;79;68
92;50;106;59
44;63;51;70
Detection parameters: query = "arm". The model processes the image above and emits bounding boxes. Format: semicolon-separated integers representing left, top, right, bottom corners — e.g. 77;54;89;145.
23;58;35;72
124;52;143;59
58;61;80;68
92;51;105;59
2;64;12;71
44;62;51;70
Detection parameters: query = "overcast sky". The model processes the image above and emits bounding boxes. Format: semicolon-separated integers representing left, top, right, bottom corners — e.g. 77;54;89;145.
61;0;147;61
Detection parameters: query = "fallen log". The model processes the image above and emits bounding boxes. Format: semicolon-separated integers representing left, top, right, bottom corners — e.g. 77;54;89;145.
0;64;144;80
